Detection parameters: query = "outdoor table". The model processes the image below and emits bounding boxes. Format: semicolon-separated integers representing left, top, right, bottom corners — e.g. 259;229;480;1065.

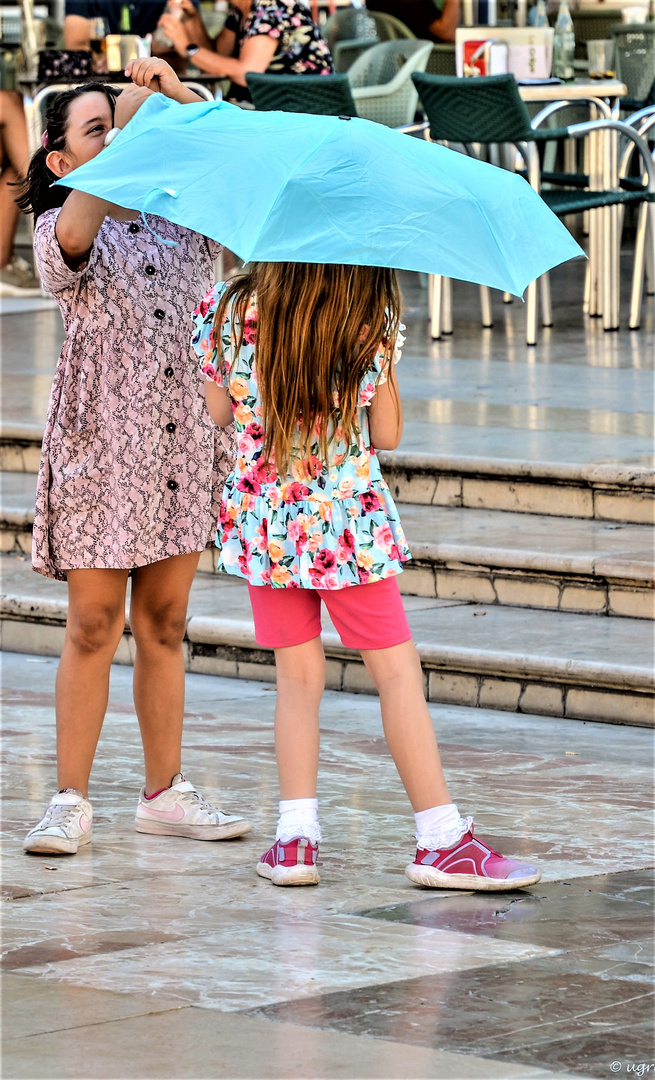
20;71;222;157
519;78;628;330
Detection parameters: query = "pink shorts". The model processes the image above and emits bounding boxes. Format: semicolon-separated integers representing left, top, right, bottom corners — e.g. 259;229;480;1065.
247;576;412;651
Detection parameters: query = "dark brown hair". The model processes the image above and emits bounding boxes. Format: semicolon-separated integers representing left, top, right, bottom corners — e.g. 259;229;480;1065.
15;83;119;221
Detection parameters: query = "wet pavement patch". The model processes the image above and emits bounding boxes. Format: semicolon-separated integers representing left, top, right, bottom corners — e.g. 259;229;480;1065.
247;872;654;1078
2;932;181;970
355;870;655;953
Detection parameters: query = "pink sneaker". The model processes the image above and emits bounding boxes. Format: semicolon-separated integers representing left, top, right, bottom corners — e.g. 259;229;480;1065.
405;827;541;891
256;837;320;886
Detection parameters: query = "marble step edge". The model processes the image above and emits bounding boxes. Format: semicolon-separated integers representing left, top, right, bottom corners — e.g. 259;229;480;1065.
2;525;653;620
3;502;652;583
2;591;652;694
380;454;655;525
2;606;652;727
378;451;655;489
2;423;653;501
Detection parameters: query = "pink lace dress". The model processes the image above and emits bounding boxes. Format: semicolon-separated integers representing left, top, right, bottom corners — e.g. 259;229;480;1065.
32;209;234;580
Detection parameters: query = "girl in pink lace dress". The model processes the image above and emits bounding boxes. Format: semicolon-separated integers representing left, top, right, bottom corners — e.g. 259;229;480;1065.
18;60;251;855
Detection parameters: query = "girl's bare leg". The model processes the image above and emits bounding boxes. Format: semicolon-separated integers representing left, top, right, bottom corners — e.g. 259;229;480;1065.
0;165;21;267
56;569;130;796
273;637;325;799
0;91;30;268
361;639;451;812
129;552;200;795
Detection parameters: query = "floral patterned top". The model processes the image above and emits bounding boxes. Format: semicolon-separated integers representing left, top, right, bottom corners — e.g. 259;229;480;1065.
192;283;411;590
225;0;334;98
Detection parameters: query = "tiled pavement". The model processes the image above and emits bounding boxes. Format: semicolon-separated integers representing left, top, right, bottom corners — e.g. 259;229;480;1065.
2;652;653;1079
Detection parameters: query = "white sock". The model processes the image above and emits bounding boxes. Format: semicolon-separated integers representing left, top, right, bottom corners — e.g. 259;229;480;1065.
276;798;322;844
414;803;472;851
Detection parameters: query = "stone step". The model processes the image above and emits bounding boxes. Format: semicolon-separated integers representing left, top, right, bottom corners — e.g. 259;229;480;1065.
3;473;652;618
3;423;652;525
2;554;652;727
380;451;655;526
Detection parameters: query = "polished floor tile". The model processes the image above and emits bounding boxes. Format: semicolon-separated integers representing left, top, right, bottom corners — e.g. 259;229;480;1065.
2;651;652;1078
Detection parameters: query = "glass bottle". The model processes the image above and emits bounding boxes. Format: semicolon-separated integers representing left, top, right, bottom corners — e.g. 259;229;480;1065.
531;0;549;27
119;4;132;32
552;0;575;80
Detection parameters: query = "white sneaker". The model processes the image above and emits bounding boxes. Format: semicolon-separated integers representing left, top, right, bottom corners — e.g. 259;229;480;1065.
0;258;45;297
24;790;93;854
135;774;252;841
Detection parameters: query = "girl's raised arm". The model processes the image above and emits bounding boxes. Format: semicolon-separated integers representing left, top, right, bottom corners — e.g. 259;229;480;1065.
47;86;150;263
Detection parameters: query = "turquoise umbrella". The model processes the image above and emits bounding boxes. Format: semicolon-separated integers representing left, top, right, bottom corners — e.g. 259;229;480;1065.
58;93;583;297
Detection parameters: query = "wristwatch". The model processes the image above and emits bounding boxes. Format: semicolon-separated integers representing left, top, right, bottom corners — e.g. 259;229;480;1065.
103;126;121;147
186;45;199;60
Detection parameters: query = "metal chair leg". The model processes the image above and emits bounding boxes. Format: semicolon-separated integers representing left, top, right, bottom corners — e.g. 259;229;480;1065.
602;127;620;331
646;206;655;296
583;258;590;314
442;276;453;334
526;278;538;346
539;273;553;327
629;201;655;330
430;274;443;339
480;286;493;328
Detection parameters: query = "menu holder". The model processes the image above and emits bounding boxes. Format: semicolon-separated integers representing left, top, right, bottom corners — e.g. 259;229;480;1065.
456;27;554;78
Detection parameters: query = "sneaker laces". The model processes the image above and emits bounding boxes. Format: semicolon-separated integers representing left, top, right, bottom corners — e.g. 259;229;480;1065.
40;803;81;828
178;788;226;817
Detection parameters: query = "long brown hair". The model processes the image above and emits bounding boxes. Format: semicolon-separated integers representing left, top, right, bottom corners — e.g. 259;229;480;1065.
215;262;401;477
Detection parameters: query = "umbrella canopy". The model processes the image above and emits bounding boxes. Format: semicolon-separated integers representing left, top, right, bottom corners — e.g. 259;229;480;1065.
58;94;583;297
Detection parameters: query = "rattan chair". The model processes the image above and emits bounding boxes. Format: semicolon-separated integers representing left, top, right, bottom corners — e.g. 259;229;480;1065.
246;73;358;117
323;7;379;53
324;8;415;74
333;36;382;73
426;44;457;75
348;39;432;126
324;7;414;52
366;10;416;40
412;72;654;341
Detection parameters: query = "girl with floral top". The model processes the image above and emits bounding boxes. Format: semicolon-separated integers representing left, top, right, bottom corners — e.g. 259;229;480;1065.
193;261;542;892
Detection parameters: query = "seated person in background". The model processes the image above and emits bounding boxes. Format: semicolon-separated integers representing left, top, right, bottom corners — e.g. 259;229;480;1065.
158;0;334;103
366;0;460;43
64;1;199;57
0;91;41;296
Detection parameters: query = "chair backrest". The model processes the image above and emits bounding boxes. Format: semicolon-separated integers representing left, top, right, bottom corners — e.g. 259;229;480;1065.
348;38;431;88
323;9;378;52
426;44;457;76
412;72;534;143
246;73;358;117
350;40;433;126
571;9;623;60
333;35;382;73
611;25;655;107
367;10;416;41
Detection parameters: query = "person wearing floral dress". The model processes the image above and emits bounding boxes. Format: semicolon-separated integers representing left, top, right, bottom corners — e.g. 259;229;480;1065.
193;262;542;894
158;0;334;104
